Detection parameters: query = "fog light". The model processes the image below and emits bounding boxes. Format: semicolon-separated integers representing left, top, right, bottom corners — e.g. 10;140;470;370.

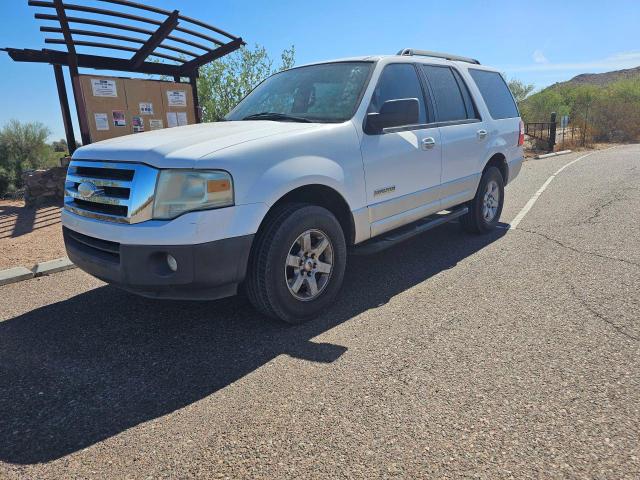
166;254;178;272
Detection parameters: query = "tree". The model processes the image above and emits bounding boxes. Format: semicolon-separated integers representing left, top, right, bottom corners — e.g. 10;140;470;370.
508;78;535;105
0;120;51;193
197;44;295;122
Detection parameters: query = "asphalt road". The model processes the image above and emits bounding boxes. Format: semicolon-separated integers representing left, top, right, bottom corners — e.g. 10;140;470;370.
1;145;639;479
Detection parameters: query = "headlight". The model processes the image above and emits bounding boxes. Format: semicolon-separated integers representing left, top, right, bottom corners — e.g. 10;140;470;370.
153;170;234;219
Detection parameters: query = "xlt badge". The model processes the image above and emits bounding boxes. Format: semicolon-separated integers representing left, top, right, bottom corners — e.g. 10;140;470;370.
374;185;396;196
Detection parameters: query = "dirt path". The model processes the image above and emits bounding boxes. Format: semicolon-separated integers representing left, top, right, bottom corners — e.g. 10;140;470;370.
0;200;65;270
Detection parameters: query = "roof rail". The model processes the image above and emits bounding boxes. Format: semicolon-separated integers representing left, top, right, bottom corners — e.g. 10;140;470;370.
397;48;480;65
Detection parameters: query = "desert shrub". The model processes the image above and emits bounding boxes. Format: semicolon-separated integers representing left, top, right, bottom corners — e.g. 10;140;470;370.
521;78;640;142
0;120;53;193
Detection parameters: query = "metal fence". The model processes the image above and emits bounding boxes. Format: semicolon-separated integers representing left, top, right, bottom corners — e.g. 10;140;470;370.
525;112;592;152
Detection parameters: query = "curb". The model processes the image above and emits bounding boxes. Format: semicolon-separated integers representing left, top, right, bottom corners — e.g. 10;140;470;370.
0;257;76;287
33;257;76;276
0;267;34;286
534;150;572;159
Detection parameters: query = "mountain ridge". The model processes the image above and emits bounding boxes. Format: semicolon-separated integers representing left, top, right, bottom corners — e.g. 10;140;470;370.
550;65;640;88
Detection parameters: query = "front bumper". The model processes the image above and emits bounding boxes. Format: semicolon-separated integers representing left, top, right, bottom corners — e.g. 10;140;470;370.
64;226;254;300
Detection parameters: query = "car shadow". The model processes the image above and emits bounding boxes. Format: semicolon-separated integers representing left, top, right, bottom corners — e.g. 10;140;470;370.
0;222;507;464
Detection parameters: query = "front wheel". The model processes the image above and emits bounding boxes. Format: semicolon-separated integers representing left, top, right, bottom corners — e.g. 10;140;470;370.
461;166;505;233
245;204;347;324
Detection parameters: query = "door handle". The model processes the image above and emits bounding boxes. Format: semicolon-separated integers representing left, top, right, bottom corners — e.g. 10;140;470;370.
421;137;436;150
477;129;488;139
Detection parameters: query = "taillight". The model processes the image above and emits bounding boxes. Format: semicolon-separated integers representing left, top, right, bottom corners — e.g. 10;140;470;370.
518;120;525;146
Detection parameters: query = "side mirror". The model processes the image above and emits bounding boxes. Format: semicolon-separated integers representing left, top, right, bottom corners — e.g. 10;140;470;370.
365;98;420;134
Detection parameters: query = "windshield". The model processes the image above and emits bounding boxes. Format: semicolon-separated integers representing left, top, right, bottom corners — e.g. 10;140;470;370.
226;62;373;123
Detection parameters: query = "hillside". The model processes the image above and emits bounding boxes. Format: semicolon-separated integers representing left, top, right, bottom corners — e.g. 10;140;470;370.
553;65;640;88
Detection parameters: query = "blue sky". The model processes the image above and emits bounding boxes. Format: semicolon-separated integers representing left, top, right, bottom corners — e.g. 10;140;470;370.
1;0;639;141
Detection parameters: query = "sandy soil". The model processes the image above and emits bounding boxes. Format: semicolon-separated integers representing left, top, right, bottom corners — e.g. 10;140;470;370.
0;200;65;270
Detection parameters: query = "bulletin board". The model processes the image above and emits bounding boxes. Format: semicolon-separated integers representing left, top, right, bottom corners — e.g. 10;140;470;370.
79;75;196;143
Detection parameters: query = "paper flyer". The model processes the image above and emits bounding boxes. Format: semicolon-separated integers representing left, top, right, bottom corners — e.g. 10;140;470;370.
132;116;144;133
149;119;164;130
139;102;154;115
166;90;187;107
177;111;188;126
167;112;178;128
91;79;117;97
94;113;109;131
112;110;126;127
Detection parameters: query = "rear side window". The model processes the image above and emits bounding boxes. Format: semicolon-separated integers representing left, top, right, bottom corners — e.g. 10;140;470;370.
421;65;470;122
469;69;519;119
369;63;427;125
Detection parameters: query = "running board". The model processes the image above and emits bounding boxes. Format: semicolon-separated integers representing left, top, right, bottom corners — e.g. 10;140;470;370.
350;207;469;255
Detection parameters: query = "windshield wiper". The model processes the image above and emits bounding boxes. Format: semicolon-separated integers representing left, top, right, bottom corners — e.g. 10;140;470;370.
241;112;312;123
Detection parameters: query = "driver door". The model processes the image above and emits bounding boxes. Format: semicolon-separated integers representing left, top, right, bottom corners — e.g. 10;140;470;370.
360;63;442;237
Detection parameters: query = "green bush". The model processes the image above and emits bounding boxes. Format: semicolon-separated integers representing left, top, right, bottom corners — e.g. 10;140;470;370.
0;166;14;196
0;119;54;195
520;78;640;142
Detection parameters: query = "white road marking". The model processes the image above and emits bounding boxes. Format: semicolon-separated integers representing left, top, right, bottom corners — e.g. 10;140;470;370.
509;147;616;230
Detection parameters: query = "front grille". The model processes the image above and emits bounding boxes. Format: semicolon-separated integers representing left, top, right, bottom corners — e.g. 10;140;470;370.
64;160;158;224
75;165;134;181
63;227;120;263
73;198;128;217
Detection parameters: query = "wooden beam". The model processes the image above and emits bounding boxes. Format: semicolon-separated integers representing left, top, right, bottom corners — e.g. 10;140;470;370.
130;10;180;69
6;48;183;76
53;64;77;154
178;38;243;75
52;0;77;70
190;71;201;123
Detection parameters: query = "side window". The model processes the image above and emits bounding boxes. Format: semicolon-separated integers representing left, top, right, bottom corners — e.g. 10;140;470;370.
468;69;519;119
368;64;427;125
452;69;479;120
421;65;468;122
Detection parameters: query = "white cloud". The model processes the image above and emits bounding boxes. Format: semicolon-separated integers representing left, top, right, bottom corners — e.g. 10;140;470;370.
502;51;640;73
532;49;548;64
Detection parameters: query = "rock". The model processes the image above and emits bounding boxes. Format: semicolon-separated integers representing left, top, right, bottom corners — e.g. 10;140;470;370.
22;166;67;207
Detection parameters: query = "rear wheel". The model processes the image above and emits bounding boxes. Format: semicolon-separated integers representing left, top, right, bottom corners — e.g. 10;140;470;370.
245;204;347;324
461;166;504;233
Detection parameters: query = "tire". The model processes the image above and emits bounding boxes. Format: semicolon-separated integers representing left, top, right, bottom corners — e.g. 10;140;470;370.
245;203;347;324
461;166;505;233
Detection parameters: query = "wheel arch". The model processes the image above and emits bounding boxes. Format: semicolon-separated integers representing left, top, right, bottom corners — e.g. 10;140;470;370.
257;184;356;246
483;152;509;183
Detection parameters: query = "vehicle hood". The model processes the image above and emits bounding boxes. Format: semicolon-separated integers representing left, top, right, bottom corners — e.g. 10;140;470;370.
72;121;320;168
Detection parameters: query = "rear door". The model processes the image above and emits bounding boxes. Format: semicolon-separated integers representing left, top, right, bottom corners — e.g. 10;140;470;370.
420;64;486;209
360;63;442;236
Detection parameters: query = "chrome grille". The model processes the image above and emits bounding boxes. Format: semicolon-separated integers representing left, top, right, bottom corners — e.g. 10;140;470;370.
64;160;159;224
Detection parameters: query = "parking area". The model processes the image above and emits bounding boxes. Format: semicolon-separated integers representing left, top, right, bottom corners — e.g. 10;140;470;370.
1;145;639;479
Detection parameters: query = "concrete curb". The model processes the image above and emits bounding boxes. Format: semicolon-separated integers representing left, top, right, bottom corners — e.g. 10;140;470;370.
534;150;572;159
0;267;34;286
33;257;76;277
0;257;76;287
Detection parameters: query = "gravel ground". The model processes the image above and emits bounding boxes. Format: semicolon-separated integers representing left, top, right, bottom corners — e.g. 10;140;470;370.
0;200;64;270
0;145;638;479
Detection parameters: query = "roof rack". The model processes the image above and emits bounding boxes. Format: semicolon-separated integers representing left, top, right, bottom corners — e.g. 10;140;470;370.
397;48;480;65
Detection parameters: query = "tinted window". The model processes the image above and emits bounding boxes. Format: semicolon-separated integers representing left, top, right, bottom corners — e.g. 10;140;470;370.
452;69;479;119
226;62;372;122
422;65;468;122
469;69;519;119
368;64;427;125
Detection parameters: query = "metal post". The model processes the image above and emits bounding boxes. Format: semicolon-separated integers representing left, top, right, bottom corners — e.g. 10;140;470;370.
189;70;201;123
582;106;589;147
548;112;557;152
53;64;77;154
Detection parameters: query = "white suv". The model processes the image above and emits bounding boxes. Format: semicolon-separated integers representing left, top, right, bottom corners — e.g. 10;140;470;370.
63;49;524;323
